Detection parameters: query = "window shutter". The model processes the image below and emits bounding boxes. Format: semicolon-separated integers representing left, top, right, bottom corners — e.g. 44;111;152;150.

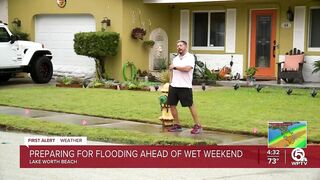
293;6;306;51
226;8;236;53
180;10;190;45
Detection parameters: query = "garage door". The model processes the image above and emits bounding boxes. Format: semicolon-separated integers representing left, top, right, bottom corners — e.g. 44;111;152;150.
35;14;96;77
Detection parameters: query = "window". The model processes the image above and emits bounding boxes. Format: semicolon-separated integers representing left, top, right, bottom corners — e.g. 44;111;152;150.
0;27;10;42
309;8;320;48
192;11;225;49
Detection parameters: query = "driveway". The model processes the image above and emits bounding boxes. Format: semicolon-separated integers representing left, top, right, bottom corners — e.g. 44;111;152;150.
0;77;55;89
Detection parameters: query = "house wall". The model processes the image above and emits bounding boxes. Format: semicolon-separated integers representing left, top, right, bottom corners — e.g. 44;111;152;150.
121;0;171;79
8;0;124;39
168;0;320;81
8;0;171;81
7;0;320;81
8;0;124;80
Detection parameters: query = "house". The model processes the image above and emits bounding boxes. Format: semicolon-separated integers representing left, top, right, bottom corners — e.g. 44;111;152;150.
2;0;320;82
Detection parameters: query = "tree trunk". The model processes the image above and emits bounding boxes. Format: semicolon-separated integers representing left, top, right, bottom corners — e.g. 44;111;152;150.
95;59;103;80
99;59;106;79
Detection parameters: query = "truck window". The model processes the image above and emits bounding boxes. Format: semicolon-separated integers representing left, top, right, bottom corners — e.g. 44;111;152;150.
0;27;10;42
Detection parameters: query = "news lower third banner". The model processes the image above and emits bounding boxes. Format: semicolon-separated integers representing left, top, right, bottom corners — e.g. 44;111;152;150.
20;145;320;168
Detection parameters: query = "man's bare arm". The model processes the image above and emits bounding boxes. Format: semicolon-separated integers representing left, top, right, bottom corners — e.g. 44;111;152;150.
169;64;193;72
175;66;193;72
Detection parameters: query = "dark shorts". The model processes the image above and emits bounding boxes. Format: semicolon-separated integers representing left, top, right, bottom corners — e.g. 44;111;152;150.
167;85;193;107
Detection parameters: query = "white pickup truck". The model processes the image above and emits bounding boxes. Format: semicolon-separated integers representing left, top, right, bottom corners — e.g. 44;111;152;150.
0;23;53;83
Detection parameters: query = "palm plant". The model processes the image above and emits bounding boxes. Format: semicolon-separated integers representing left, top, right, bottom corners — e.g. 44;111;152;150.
312;61;320;74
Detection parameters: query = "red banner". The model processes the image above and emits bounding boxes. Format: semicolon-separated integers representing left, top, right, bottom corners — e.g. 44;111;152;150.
20;145;320;168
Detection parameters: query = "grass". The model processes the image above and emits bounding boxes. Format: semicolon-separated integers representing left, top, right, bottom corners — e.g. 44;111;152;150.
0;114;214;145
0;86;319;142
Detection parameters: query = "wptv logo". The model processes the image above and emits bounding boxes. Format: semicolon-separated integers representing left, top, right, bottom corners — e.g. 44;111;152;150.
291;148;308;166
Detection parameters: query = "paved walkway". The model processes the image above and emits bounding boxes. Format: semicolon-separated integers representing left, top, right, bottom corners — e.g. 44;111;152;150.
0;105;266;145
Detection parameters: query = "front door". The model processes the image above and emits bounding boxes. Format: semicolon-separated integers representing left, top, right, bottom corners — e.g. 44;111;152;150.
250;10;277;79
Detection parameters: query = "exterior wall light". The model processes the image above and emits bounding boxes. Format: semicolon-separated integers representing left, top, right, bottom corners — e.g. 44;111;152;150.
101;17;111;31
287;7;294;22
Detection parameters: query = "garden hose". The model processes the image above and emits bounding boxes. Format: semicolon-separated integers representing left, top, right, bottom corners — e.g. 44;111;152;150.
122;62;137;81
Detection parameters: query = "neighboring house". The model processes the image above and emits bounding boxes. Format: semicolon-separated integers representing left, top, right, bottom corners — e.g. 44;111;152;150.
7;0;320;82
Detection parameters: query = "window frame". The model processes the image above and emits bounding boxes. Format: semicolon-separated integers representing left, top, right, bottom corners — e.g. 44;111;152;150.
191;10;226;51
0;27;11;43
308;7;320;52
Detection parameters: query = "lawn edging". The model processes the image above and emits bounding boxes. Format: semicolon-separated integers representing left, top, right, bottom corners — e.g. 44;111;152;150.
0;104;268;137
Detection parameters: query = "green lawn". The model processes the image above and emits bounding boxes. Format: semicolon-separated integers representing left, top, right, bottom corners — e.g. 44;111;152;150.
0;86;319;142
0;114;213;145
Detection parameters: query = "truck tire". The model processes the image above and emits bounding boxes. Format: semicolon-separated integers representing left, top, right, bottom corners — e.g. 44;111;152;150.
0;74;11;82
30;56;53;84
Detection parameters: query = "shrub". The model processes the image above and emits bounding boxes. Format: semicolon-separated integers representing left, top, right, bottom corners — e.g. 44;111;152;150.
245;67;258;78
74;31;120;80
312;61;320;74
160;70;170;83
154;58;168;72
56;76;83;85
193;58;216;82
137;69;148;77
10;27;29;41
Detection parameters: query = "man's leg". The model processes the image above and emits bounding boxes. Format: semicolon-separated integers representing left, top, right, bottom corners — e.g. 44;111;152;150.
170;105;180;125
189;104;200;125
189;104;202;134
168;105;182;132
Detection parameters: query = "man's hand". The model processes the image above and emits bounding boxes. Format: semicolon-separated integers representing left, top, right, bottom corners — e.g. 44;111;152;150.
169;64;175;70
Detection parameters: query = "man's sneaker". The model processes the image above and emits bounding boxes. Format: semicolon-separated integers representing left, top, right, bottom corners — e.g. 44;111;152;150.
168;124;182;132
191;124;202;134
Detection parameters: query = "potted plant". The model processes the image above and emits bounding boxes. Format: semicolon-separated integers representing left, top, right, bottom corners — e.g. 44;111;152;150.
142;40;155;48
245;67;257;86
131;27;146;40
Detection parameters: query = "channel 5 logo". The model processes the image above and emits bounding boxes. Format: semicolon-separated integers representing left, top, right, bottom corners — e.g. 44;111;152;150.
291;148;308;166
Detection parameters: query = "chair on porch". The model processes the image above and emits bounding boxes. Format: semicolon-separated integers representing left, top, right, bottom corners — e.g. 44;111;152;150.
277;48;305;84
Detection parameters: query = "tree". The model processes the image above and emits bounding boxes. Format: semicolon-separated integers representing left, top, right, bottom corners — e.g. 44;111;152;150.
74;31;120;80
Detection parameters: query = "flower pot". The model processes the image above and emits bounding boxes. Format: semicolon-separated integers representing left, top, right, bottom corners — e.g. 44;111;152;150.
131;27;146;40
246;77;255;86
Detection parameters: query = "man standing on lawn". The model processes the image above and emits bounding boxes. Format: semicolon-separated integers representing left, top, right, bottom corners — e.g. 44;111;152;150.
167;40;202;134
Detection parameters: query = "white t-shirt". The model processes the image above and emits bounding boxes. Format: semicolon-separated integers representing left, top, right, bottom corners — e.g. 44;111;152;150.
170;52;195;88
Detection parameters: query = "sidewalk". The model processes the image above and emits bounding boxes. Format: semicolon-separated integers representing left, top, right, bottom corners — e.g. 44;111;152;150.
0;105;266;145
